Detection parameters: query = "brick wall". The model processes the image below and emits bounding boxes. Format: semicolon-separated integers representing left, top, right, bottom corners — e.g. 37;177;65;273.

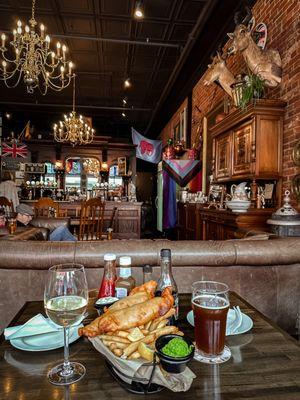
159;98;188;145
161;0;300;202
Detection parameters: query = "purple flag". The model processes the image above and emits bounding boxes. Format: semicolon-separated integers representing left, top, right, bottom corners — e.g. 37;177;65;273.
131;127;162;164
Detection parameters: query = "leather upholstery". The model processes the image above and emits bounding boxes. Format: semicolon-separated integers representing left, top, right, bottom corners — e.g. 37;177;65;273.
0;238;299;269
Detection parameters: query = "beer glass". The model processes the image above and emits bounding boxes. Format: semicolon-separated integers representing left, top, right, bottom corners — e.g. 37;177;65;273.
44;264;88;385
191;281;230;363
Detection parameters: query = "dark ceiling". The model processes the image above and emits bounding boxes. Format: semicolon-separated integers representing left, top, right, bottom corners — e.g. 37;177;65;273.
0;0;253;140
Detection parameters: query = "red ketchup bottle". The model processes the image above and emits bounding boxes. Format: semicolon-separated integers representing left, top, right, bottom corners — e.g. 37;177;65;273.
98;253;117;298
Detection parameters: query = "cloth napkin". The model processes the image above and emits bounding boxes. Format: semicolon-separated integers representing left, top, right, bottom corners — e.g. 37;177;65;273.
4;313;85;341
4;314;61;340
90;336;196;392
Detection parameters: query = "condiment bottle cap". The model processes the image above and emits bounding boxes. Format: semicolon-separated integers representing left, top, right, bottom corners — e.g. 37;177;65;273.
119;256;131;266
104;253;116;261
160;249;171;258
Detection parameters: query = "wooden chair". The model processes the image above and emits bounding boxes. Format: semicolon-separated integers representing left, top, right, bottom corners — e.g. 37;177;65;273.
78;198;105;241
34;197;60;218
0;196;14;216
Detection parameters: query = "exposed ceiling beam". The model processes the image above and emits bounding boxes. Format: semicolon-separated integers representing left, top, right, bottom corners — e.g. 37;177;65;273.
0;101;151;112
1;30;181;49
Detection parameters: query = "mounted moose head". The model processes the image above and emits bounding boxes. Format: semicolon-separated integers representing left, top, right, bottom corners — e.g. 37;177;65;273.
227;7;282;87
203;52;235;98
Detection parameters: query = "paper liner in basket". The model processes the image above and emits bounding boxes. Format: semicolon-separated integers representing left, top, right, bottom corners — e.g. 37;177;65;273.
90;336;196;392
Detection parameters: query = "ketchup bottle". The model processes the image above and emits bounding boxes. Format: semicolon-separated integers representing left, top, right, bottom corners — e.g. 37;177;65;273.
98;253;117;298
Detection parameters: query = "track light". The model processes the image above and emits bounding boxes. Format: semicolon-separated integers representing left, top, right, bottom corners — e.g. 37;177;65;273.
121;112;126;118
122;98;127;105
134;2;144;19
124;78;131;88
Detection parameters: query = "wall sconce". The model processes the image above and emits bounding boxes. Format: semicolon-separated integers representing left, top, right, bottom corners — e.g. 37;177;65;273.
101;161;108;171
55;160;64;170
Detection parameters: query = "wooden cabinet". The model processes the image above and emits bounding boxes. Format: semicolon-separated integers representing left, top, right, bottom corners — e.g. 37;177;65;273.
199;208;273;240
177;202;199;240
214;133;231;180
211;100;285;183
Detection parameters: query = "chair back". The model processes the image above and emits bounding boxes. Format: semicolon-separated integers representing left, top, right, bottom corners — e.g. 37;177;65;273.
34;197;59;218
0;196;14;216
79;198;105;241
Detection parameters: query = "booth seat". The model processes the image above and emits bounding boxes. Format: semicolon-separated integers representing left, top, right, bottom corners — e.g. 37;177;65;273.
0;238;299;335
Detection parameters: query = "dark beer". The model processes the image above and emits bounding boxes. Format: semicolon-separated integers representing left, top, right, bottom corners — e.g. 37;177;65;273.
192;295;229;357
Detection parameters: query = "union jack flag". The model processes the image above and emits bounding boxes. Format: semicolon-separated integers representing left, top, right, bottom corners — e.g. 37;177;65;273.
2;142;28;158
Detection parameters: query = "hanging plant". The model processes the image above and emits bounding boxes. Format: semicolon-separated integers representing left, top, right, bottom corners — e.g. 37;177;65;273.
239;73;265;109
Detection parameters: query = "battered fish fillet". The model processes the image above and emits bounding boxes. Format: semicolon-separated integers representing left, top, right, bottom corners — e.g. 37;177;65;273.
79;287;173;337
129;280;157;296
105;281;157;313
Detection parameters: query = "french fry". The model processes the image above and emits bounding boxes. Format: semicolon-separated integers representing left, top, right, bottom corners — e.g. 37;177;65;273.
112;348;123;357
128;351;141;360
145;321;152;330
109;342;117;351
123;333;156;357
139;324;144;329
141;329;149;335
116;330;129;338
176;331;184;336
156;320;168;330
149;308;176;331
102;340;110;346
152;325;179;337
98;334;130;344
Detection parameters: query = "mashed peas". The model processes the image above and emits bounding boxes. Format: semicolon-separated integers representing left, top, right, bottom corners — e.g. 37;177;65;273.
161;337;192;358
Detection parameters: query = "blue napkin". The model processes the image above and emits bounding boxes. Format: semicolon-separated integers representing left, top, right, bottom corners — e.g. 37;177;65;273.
4;314;60;340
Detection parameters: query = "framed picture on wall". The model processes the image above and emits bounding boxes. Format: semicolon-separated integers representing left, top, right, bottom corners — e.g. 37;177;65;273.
173;122;180;143
118;157;127;176
179;107;187;145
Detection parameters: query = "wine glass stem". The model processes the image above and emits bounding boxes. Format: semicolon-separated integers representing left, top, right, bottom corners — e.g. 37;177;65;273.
62;327;72;376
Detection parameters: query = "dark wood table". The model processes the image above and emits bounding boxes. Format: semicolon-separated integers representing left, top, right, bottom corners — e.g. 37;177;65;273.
1;293;300;400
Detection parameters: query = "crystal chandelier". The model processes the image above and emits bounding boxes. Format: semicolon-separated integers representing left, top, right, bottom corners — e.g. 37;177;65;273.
83;158;100;176
0;0;74;94
53;76;94;146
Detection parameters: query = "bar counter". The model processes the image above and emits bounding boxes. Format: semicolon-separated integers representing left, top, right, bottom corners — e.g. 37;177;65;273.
22;200;142;239
1;293;300;399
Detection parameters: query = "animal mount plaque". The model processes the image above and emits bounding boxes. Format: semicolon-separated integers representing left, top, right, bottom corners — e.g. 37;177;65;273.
227;8;281;87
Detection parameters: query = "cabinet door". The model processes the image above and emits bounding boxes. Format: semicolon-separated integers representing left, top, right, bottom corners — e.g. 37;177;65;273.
215;134;231;180
177;203;186;240
186;204;197;240
232;122;254;177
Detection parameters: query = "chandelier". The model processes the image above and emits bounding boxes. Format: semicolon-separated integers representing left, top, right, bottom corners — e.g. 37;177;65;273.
0;0;74;94
83;158;100;176
53;76;94;146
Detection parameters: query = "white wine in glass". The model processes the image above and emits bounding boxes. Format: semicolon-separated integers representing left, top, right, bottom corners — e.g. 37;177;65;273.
44;264;88;385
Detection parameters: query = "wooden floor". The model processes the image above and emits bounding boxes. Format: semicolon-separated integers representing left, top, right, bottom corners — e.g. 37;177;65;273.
1;293;300;399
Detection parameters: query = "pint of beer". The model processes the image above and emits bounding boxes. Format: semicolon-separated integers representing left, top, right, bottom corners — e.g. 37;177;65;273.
191;281;229;360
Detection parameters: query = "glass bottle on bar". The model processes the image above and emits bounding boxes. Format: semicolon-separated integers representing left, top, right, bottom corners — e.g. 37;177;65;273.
156;249;179;322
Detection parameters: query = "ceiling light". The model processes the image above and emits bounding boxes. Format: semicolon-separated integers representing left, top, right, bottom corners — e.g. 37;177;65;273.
5;112;12;120
134;2;144;19
124;79;131;88
0;0;74;94
122;98;127;105
121;112;126;118
53;76;94;146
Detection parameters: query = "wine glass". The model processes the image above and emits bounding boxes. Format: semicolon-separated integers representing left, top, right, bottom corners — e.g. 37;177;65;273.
44;263;88;385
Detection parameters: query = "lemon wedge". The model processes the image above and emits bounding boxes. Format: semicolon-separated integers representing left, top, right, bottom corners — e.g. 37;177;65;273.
138;342;154;361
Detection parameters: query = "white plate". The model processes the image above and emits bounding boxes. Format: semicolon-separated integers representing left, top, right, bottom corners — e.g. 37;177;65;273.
10;324;83;352
186;310;253;336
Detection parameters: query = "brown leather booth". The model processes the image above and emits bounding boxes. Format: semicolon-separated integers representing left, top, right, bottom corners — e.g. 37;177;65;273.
0;238;299;335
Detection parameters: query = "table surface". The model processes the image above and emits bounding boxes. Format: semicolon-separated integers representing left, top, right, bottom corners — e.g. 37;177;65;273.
1;293;300;400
